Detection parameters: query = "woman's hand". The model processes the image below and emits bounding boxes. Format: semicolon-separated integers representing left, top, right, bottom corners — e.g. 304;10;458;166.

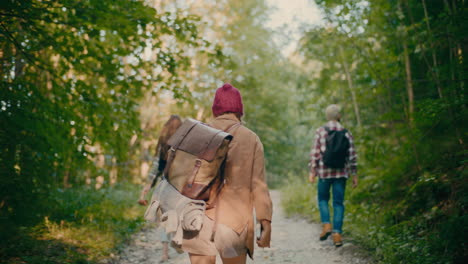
138;183;152;206
256;220;271;248
137;199;148;206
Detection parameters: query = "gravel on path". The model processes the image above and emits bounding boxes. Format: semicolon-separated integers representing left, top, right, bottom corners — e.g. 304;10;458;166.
109;190;371;264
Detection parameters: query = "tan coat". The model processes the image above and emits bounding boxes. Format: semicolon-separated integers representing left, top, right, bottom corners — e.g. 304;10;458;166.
205;113;273;257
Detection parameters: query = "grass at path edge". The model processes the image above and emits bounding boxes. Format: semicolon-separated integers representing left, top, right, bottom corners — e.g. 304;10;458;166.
1;183;146;264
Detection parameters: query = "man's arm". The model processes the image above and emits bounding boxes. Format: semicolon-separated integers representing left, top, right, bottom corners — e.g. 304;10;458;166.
309;128;321;183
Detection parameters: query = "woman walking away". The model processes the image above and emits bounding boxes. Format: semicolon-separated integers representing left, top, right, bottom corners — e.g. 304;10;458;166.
182;83;273;264
138;115;182;262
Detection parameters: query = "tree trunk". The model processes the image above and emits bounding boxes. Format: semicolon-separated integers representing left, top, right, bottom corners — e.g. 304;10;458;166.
338;46;362;128
397;2;423;170
402;40;415;127
456;43;465;107
63;155;71;189
14;50;24;80
422;0;443;98
0;43;8;79
447;0;465;103
442;0;464;145
1;142;17;209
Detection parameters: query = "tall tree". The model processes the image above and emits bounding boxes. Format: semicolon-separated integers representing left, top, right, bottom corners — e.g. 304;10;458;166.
0;0;202;227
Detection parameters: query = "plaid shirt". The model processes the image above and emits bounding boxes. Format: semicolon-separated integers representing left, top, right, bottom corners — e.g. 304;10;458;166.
309;121;357;179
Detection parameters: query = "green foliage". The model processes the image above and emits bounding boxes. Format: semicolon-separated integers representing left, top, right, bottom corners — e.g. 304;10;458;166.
282;115;467;263
166;0;313;183
1;0;467;262
281;176;317;221
0;0;204;230
0;1;217;260
283;137;467;263
0;183;145;263
289;0;468;263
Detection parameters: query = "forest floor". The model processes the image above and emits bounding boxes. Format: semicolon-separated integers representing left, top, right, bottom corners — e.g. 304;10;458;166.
108;190;372;264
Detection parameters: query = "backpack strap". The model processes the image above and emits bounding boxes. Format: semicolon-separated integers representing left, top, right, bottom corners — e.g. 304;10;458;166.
210;122;242;241
216;122;241;189
324;125;347;133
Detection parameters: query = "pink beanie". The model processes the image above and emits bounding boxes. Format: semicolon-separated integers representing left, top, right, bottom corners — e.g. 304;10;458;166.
212;83;244;117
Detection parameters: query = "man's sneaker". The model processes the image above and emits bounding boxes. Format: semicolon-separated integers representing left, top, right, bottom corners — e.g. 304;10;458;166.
319;223;332;241
332;233;343;247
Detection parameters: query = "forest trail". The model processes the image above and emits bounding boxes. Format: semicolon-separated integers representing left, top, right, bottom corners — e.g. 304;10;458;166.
111;190;371;264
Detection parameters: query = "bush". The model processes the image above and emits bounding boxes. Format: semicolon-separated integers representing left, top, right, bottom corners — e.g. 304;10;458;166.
281;128;467;263
0;183;146;263
281;175;318;222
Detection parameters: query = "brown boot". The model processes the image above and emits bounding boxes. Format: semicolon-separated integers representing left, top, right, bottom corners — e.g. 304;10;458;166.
332;233;343;247
319;223;332;241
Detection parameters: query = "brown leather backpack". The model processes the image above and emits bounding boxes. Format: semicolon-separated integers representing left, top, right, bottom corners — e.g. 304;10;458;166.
164;119;238;201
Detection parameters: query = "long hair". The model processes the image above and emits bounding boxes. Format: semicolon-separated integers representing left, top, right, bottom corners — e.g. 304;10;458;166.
155;115;182;160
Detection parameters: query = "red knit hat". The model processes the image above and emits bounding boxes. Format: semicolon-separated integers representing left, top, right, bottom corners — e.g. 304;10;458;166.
212;83;244;117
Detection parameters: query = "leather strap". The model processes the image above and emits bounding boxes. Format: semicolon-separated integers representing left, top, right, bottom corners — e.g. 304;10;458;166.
186;159;202;187
210;189;222;241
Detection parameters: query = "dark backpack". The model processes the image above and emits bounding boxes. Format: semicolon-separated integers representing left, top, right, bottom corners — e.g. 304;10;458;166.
322;127;350;169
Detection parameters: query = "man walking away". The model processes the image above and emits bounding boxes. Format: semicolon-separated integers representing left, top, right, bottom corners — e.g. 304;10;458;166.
308;104;358;247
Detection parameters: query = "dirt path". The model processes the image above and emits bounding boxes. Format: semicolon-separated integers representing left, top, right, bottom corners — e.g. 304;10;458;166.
111;190;371;264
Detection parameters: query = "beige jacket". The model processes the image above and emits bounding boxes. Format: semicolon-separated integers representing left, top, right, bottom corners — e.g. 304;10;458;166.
205;113;273;256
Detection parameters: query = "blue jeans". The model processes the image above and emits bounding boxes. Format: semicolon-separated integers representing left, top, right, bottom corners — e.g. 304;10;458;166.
317;178;347;234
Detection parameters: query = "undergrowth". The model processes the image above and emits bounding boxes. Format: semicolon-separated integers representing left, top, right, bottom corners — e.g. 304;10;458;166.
0;183;146;263
282;172;466;264
281;125;467;264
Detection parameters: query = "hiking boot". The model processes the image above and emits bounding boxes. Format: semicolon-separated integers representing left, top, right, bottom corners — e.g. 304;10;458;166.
332;233;343;247
319;223;332;241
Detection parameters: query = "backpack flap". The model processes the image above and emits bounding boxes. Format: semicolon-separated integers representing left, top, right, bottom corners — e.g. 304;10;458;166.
167;119;233;161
